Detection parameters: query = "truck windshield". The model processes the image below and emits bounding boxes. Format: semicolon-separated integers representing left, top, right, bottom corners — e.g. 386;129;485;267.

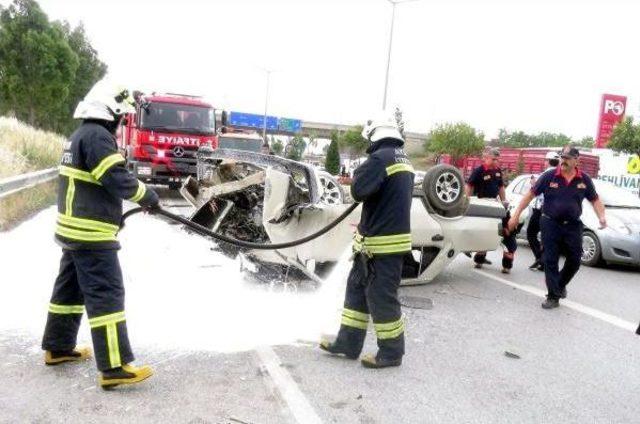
218;137;263;153
140;102;215;135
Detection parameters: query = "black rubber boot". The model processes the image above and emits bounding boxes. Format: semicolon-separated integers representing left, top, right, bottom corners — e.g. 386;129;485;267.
360;354;402;369
319;340;359;360
541;298;560;309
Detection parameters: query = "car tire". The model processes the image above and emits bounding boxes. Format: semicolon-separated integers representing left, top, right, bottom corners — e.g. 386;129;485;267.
318;171;345;205
581;230;602;267
422;164;468;217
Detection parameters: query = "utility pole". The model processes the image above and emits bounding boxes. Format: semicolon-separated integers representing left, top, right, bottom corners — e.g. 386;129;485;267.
262;69;272;145
382;0;421;110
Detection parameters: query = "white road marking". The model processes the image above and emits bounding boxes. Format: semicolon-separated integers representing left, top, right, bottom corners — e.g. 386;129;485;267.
256;345;323;424
475;269;638;333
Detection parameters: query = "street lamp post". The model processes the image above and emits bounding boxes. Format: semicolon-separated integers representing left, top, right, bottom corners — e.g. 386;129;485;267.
382;0;420;110
262;69;272;145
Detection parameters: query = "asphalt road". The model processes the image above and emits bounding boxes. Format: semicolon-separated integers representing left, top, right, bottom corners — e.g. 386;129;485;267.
1;240;639;424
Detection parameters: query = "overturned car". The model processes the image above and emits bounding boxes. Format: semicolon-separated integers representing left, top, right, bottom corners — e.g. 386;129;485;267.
180;147;506;285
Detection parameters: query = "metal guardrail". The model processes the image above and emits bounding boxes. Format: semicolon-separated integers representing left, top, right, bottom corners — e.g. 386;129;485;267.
0;167;58;199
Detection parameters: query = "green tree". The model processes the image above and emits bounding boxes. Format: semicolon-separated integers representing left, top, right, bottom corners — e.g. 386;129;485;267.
425;122;485;161
609;117;640;157
325;132;340;175
285;135;306;161
271;138;284;156
0;0;78;129
340;125;368;158
576;136;595;148
53;22;107;134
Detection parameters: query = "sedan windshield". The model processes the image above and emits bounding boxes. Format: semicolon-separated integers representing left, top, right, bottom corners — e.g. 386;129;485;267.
594;180;640;208
140;102;215;135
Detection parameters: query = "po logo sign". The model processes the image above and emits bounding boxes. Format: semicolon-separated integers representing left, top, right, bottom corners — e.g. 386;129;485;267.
627;155;640;174
604;100;625;116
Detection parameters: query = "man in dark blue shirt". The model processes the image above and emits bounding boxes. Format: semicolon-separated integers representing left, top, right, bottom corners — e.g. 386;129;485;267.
465;148;506;268
508;146;606;309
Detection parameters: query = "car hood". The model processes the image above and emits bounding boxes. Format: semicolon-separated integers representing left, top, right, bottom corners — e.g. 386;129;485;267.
607;207;640;227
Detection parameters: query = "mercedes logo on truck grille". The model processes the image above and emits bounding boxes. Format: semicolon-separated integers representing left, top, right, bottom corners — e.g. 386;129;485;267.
173;146;185;157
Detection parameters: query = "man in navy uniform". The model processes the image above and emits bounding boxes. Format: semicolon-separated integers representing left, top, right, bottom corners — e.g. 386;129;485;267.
465;148;506;268
508;146;606;309
319;114;414;369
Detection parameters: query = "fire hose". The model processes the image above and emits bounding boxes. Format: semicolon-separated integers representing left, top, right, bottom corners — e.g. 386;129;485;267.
121;203;360;250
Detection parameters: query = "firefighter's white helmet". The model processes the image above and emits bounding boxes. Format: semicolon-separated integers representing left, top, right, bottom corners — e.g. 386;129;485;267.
545;151;560;161
73;78;135;121
361;112;404;144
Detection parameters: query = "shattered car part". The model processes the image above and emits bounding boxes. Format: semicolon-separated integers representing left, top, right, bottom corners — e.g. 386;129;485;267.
180;147;506;285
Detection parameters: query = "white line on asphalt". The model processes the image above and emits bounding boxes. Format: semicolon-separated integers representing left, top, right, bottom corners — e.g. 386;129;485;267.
256;345;323;424
474;269;638;333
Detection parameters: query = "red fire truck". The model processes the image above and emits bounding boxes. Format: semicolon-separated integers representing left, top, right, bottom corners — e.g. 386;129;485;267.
117;93;219;189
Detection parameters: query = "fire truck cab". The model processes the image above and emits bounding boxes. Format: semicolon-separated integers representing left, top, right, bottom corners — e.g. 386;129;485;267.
117;93;219;189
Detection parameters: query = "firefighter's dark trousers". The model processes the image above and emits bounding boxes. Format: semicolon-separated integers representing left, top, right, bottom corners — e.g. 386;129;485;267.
333;253;404;360
527;208;543;261
42;249;134;371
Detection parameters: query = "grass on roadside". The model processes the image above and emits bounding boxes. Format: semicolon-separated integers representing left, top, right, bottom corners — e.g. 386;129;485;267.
0;116;64;179
0;180;57;231
0;116;64;231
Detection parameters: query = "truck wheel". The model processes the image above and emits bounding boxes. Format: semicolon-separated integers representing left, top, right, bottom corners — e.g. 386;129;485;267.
318;171;345;205
581;230;602;267
422;164;467;216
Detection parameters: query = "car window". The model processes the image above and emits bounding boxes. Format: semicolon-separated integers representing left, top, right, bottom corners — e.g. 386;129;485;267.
519;178;532;194
512;178;525;194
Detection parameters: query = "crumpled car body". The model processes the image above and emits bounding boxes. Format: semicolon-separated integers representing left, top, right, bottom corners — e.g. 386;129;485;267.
180;148;506;285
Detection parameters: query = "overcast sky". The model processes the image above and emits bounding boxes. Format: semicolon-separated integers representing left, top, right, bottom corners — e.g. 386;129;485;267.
5;0;640;138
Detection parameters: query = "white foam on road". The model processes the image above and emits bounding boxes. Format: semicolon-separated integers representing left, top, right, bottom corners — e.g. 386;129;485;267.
475;269;638;333
0;206;348;353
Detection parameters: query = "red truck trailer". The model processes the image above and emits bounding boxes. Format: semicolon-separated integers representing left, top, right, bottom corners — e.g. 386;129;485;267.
117;93;219;189
438;148;600;180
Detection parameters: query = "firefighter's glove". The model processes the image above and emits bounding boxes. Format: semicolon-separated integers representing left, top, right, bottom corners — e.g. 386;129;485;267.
140;188;160;213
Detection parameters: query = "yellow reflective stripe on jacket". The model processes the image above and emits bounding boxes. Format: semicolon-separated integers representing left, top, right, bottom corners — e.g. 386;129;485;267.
386;163;414;176
352;232;412;255
55;225;118;242
48;303;84;314
129;180;146;203
374;317;405;340
57;214;119;234
59;166;101;185
90;153;125;180
89;311;126;328
65;177;75;217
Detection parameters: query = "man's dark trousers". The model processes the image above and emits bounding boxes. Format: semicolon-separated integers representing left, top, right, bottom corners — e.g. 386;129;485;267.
42;249;134;370
540;216;583;299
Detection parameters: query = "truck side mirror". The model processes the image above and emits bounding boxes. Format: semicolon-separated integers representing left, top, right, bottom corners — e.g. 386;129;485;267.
221;110;228;126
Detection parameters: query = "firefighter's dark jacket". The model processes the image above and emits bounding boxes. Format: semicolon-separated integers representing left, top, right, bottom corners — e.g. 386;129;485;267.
350;138;415;256
55;120;158;250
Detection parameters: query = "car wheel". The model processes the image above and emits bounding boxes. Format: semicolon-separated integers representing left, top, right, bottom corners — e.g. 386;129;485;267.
581;231;602;267
318;171;345;205
422;164;468;216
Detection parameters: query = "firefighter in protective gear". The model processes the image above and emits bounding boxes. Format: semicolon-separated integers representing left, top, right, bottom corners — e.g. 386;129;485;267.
41;78;158;388
320;113;414;369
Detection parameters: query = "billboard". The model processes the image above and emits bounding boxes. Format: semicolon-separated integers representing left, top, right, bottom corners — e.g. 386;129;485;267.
595;94;627;148
228;112;302;133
